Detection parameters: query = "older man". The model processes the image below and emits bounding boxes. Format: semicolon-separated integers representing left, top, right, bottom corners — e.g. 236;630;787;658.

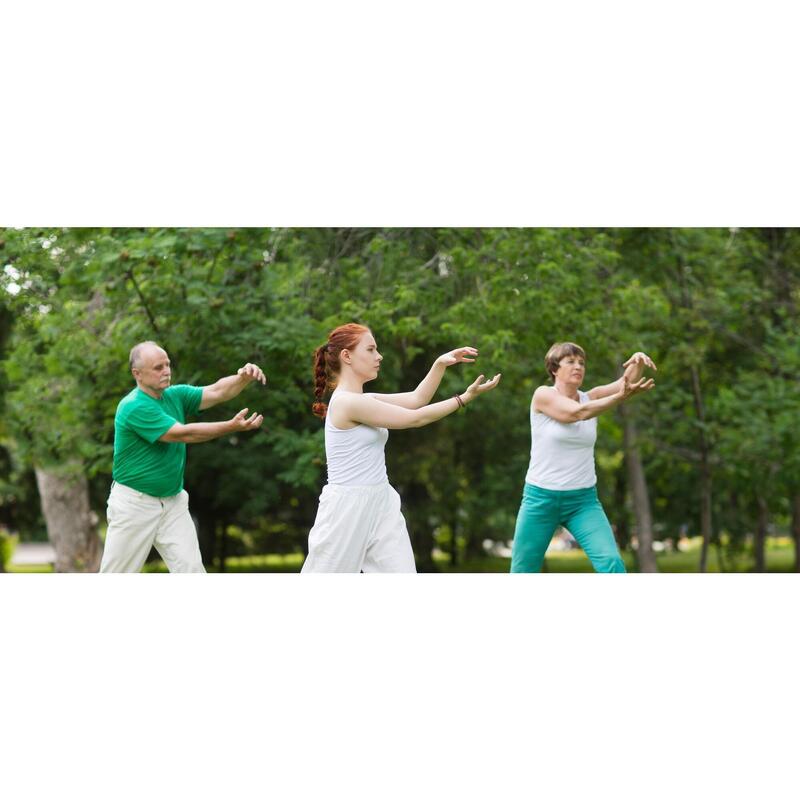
99;341;266;573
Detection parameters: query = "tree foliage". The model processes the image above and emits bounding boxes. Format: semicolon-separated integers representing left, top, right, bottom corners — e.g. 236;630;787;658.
1;227;798;570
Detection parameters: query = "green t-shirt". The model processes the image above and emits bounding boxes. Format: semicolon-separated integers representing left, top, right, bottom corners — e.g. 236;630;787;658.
112;384;204;497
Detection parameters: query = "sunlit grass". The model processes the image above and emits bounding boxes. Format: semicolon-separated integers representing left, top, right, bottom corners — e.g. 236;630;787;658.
6;563;54;574
442;539;798;573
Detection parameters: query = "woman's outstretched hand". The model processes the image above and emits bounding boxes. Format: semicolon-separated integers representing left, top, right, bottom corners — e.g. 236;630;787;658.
622;352;657;382
437;346;478;367
463;373;502;403
620;374;655;400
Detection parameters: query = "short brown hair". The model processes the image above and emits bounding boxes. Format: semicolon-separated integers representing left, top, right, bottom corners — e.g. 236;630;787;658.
544;342;586;381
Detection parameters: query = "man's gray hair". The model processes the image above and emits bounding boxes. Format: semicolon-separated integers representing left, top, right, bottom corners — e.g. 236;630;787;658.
129;341;163;370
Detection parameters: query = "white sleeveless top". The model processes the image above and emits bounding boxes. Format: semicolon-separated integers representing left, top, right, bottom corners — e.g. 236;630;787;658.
525;389;597;490
325;392;389;486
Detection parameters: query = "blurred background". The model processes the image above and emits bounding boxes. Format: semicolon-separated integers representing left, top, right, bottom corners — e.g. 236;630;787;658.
1;227;798;573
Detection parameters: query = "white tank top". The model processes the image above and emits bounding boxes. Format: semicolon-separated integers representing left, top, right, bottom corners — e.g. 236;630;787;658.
525;389;597;490
324;392;389;486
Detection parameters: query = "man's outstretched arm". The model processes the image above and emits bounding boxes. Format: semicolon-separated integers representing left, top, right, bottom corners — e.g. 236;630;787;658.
200;363;266;411
160;408;264;443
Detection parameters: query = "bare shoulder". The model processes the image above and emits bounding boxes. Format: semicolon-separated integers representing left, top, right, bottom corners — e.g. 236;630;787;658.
335;391;373;410
532;385;555;407
328;391;373;427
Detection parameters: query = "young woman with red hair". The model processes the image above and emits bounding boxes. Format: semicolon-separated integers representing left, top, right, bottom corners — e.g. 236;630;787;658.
302;323;501;573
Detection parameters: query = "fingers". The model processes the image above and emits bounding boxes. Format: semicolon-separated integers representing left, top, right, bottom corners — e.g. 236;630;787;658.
445;347;478;364
239;363;268;384
233;409;264;429
472;373;502;393
623;352;657;372
250;364;266;384
638;353;656;371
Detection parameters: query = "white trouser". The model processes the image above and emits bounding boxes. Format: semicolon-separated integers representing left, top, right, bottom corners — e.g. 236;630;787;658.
302;482;417;573
99;482;205;573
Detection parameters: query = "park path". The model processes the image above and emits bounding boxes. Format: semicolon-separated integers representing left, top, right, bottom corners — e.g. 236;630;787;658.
11;542;55;566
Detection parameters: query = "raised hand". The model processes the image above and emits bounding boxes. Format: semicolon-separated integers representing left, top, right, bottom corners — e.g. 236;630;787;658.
238;362;267;385
620;375;655;400
437;347;478;367
622;352;657;381
463;373;502;403
229;407;264;431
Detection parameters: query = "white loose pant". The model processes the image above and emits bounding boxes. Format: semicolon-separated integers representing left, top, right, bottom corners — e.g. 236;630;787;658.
302;482;417;573
99;482;206;573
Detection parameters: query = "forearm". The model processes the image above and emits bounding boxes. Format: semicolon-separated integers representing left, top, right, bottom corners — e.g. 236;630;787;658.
623;363;645;383
409;394;463;428
576;391;625;421
209;374;249;404
176;420;234;443
411;361;447;407
594;367;642;401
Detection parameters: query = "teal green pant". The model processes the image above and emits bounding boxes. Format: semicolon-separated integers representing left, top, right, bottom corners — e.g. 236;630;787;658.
511;483;626;573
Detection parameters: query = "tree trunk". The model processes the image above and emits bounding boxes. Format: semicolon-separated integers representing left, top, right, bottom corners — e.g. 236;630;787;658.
792;492;800;573
697;458;713;573
689;365;714;573
673;251;715;573
217;521;228;572
754;496;768;573
464;520;486;561
620;406;658;573
34;464;101;573
404;481;437;572
449;512;459;568
612;468;630;553
195;510;217;567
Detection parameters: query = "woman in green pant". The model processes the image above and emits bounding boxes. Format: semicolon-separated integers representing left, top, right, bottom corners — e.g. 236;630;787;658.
510;342;656;573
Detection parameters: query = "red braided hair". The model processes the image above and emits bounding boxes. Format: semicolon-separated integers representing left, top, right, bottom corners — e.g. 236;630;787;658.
312;323;370;418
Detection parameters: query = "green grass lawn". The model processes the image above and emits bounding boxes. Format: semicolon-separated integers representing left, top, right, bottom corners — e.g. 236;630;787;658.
9;537;797;573
6;563;54;574
442;537;799;573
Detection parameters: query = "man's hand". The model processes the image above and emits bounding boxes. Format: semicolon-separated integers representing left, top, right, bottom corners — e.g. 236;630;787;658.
228;408;264;431
238;363;267;385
